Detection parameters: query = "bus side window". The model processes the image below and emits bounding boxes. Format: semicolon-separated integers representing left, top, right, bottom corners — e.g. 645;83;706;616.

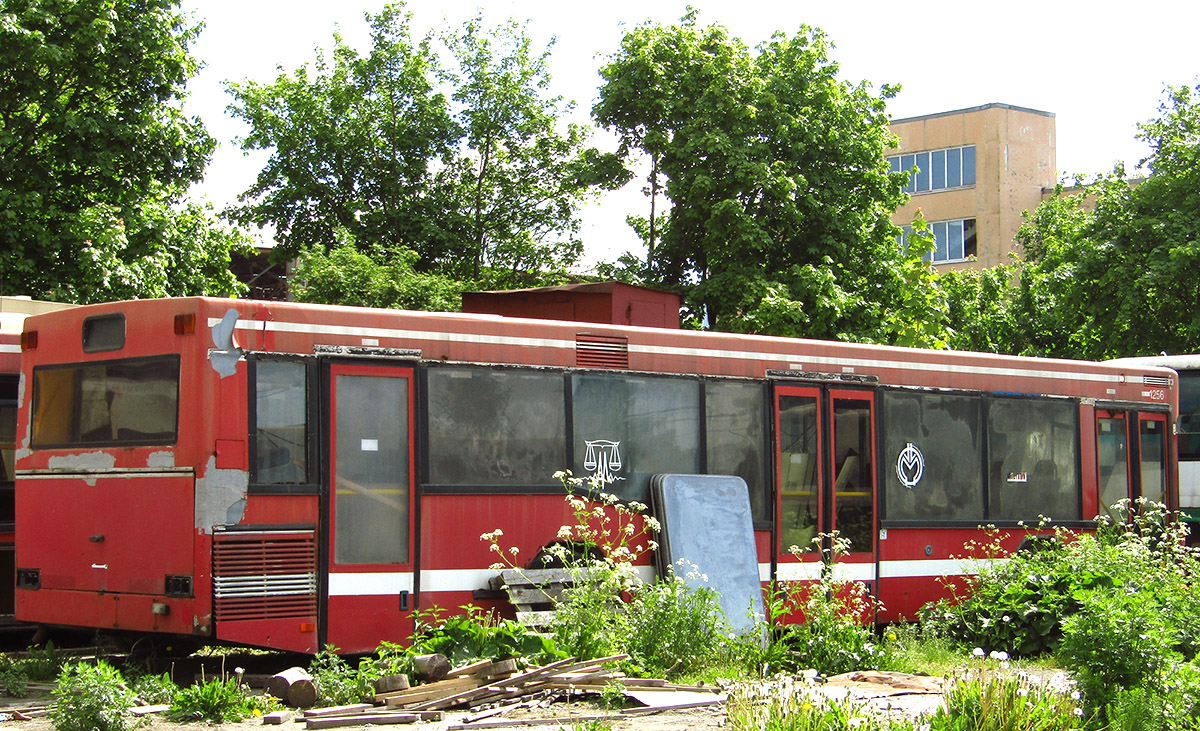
253;360;309;485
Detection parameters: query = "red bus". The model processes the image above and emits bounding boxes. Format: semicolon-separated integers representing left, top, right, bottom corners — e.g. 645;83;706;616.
13;296;1179;653
2;297;75;626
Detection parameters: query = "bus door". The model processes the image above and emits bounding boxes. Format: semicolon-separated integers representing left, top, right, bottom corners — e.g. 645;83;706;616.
322;363;416;651
775;385;878;617
1096;409;1170;521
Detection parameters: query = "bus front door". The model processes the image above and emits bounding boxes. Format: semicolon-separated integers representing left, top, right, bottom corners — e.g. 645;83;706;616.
1096;409;1170;521
774;385;878;620
322;363;417;652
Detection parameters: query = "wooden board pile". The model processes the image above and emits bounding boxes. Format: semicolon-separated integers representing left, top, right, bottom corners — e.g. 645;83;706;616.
268;653;725;728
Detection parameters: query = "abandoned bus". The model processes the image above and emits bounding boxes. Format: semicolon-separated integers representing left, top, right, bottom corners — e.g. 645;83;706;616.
13;295;1179;653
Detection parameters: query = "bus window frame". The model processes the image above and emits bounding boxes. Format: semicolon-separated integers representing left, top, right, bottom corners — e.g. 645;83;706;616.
248;354;320;496
29;354;181;449
877;387;1089;529
416;363;774;524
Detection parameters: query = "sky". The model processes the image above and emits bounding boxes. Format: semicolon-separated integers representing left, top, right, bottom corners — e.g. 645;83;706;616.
180;0;1200;264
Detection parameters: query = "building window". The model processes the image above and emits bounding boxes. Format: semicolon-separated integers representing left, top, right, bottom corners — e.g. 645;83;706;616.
889;145;976;194
898;218;978;263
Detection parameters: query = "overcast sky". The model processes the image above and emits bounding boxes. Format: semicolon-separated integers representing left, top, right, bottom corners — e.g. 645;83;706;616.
180;0;1200;263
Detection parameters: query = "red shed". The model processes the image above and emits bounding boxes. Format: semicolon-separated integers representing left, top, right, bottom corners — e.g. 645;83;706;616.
462;282;681;329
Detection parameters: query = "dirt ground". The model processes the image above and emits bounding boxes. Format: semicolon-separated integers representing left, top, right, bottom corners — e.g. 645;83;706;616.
0;672;949;730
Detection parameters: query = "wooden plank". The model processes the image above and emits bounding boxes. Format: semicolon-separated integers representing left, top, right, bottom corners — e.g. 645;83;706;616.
262;710;294;725
408;656;582;711
378;675;480;704
447;713;621;730
129;704;171;716
414;654;628;712
445;659;492;677
514;610;556;627
503;586;565;604
306;712;417;729
303;704;373;717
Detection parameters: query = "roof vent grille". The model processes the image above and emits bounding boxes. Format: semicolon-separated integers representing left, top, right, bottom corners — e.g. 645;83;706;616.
576;334;629;369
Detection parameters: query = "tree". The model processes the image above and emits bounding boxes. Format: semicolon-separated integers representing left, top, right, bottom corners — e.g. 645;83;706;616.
594;12;912;341
976;82;1200;360
442;17;624;281
289;231;465;311
0;0;242;300
227;4;460;266
229;5;621;288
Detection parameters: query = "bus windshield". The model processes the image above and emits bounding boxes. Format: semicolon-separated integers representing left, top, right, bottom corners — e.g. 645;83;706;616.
31;356;180;447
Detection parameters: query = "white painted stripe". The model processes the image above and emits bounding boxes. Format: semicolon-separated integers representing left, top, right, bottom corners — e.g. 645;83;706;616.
328;572;414;596
216;318;1133;386
212;317;577;352
776;563;877;582
418;564;657;594
17;469;192;479
0;344;19;354
418;569;496;593
878;558;1001;578
342;558;1007;596
776;563;822;582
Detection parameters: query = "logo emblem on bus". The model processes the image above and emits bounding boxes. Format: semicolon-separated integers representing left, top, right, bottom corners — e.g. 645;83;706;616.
896;442;924;489
583;439;624;483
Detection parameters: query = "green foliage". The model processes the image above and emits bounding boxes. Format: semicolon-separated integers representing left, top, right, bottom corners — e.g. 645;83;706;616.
0;0;244;301
229;5;614;287
1104;661;1200;731
1059;590;1178;714
728;678;903;731
290;236;465;311
51;661;139;731
411;606;562;667
622;570;729;678
929;659;1088;731
0;657;29;697
746;535;893;677
921;503;1200;663
949;82;1200;358
227;4;456;265
309;647;374;706
131;671;178;706
594;11;914;343
22;641;67;682
168;674;271;723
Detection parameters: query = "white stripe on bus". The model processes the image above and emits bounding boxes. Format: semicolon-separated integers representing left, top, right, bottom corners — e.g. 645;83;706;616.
214;318;1128;385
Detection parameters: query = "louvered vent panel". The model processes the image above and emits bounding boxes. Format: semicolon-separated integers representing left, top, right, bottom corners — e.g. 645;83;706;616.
1143;375;1173;387
213;530;316;621
576;334;629;369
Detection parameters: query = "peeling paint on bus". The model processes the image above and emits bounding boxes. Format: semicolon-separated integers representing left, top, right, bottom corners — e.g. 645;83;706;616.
195;455;247;531
147;451;176;469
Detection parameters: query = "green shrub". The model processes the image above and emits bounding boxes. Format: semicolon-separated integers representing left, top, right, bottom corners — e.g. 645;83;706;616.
922;502;1200;659
1104;661;1200;731
51;661;139;731
622;570;729;677
413;606;561;667
131;671;178;705
1059;589;1178;711
762;534;893;676
0;664;28;697
929;660;1089;731
309;647;373;706
728;676;904;730
24;641;67;682
168;675;271;722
